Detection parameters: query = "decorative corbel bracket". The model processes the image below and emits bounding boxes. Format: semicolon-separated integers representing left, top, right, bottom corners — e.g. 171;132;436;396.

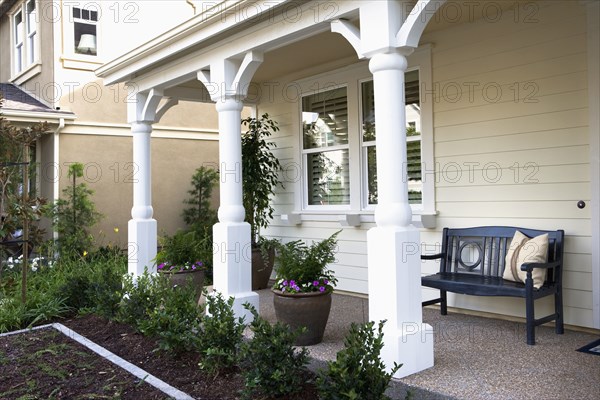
331;19;364;59
197;50;264;102
127;87;164;124
155;97;179;121
396;0;446;48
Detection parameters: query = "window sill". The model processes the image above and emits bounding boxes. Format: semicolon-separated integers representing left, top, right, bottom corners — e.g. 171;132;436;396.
10;62;42;86
281;210;438;229
60;55;104;71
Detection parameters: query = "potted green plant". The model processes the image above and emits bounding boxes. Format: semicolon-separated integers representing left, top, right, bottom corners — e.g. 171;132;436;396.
155;230;208;303
241;113;283;290
272;231;340;345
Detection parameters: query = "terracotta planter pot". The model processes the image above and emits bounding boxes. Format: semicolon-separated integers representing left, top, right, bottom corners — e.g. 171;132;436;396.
252;247;275;290
272;289;332;346
159;269;205;304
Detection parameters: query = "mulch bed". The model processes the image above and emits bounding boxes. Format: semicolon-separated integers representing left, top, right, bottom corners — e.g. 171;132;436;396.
3;314;319;399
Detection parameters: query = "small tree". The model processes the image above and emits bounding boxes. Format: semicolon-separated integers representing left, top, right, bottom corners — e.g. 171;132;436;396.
241;114;283;245
181;166;219;231
48;163;102;257
1;93;50;302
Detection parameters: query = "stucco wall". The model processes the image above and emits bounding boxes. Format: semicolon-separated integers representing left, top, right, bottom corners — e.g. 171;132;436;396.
258;1;594;328
55;127;220;247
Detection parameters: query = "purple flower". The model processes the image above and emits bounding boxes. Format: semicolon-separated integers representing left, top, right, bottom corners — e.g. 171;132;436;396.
313;280;319;286
282;280;288;286
192;265;196;270
324;279;329;285
158;263;165;270
195;261;203;266
319;286;326;292
290;280;296;286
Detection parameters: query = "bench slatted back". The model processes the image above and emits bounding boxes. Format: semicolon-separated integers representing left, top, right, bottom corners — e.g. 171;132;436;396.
439;226;564;284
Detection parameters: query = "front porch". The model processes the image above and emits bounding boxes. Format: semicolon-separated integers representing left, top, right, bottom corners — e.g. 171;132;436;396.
255;289;600;400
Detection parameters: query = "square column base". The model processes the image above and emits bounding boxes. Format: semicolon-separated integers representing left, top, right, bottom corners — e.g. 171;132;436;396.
212;221;258;322
128;218;157;276
367;225;434;378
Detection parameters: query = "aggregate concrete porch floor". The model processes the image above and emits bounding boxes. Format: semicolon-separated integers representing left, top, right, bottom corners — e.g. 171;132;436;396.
256;289;600;400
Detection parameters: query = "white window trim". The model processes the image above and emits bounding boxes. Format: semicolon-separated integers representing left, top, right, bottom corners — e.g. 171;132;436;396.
290;45;436;227
9;0;41;81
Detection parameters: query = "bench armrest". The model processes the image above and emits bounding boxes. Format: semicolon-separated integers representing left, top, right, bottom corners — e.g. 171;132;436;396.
421;253;445;260
520;260;561;272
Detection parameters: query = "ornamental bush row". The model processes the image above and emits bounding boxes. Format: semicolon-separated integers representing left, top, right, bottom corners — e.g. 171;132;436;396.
0;254;401;399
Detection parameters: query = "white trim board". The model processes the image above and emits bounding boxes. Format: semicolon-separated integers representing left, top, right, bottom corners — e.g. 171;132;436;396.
586;0;600;329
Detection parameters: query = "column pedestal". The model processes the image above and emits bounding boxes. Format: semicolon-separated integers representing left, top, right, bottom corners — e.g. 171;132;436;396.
212;221;258;321
128;218;157;276
367;226;434;378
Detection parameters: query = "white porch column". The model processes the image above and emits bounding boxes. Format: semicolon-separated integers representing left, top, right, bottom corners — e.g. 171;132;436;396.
212;96;258;321
128;121;157;276
367;51;433;378
126;89;165;277
331;0;443;378
198;51;263;322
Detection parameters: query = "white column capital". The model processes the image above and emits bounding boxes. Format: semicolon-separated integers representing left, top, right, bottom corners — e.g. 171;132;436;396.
369;51;408;74
215;97;244;113
130;121;153;134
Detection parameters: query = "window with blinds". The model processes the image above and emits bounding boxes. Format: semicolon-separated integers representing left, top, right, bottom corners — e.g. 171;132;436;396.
302;87;350;206
361;70;422;206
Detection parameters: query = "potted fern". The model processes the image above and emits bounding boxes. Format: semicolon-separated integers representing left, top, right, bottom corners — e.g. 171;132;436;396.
272;231;340;345
241;114;283;290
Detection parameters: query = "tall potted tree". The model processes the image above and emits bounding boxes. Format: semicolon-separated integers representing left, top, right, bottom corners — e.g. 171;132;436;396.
241;114;283;290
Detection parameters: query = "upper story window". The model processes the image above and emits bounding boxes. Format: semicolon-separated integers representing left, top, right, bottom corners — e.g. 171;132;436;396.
72;6;98;56
12;0;38;75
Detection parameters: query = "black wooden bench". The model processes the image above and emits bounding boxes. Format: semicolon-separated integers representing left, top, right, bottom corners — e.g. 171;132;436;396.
421;226;564;345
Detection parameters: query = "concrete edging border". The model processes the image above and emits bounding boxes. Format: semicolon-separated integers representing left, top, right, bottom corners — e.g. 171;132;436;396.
0;323;195;400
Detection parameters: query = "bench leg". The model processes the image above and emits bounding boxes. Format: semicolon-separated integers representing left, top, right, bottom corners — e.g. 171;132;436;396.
555;290;564;335
441;290;447;315
525;294;535;345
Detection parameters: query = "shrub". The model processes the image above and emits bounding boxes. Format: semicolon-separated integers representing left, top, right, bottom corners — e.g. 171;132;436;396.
46;163;102;258
116;271;160;329
240;304;309;399
137;275;203;354
182;166;219;231
316;320;401;400
198;292;246;376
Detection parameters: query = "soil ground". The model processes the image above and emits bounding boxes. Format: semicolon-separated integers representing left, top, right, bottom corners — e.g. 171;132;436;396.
0;314;319;399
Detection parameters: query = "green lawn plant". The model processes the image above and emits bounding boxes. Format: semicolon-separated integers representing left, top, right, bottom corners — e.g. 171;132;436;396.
240;304;309;399
317;320;402;400
198;291;246;376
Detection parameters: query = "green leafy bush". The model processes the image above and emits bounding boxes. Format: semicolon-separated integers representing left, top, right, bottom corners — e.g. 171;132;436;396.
198;292;246;376
240;304;309;399
116;271;160;329
137;275;203;354
0;252;125;332
317;320;401;400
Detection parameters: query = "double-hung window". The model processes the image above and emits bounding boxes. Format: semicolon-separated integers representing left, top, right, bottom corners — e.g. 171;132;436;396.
302;87;351;207
12;0;38;76
297;46;434;221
